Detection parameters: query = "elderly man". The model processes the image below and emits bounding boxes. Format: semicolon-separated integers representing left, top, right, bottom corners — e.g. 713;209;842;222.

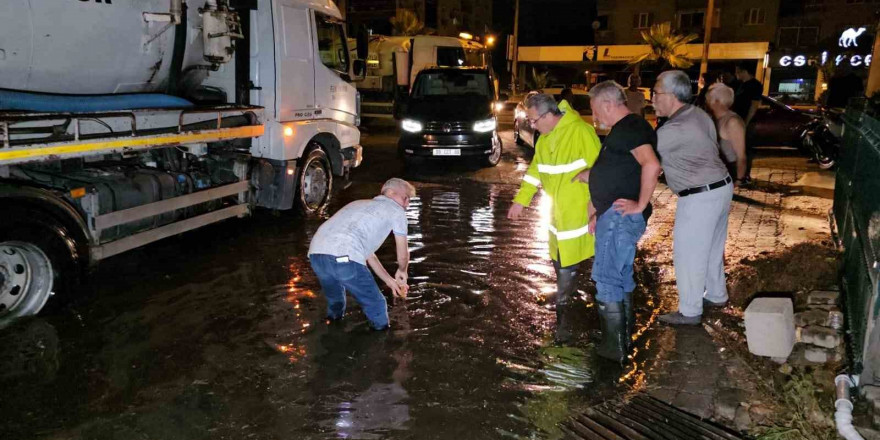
582;81;661;361
507;93;601;344
308;178;414;331
653;70;734;325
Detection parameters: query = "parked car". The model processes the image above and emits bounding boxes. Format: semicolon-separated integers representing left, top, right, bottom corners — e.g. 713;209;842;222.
397;67;503;167
750;95;837;168
513;87;655;148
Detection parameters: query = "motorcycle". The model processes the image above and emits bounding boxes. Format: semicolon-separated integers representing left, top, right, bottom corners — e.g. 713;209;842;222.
801;107;842;170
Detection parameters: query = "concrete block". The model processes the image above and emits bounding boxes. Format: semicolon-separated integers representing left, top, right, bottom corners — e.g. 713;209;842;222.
807;290;839;306
804;346;843;363
795;308;840;327
797;325;841;349
745;298;796;358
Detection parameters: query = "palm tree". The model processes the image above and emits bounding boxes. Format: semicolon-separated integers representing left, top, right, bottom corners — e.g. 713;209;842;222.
528;67;551;90
390;9;426;36
628;22;698;72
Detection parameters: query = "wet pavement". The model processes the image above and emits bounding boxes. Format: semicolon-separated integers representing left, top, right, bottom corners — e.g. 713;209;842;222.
0;125;648;440
0;121;838;439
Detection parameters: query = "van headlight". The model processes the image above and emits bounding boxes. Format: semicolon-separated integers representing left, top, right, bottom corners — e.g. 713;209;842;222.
473;118;497;133
401;119;423;133
494;102;505;112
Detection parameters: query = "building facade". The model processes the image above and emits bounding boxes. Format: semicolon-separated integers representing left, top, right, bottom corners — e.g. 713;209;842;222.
345;0;492;38
595;0;781;45
768;0;877;103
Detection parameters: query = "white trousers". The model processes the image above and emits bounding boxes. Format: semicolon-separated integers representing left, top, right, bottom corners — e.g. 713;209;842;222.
673;182;734;317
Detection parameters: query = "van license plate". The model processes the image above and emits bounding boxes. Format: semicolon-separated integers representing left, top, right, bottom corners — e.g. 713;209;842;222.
433;149;461;156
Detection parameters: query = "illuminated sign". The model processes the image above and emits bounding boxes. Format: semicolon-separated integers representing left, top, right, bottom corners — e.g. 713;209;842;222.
777;53;871;68
839;27;867;48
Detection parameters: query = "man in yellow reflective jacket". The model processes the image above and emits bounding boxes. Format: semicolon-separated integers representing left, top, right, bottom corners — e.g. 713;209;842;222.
507;93;602;344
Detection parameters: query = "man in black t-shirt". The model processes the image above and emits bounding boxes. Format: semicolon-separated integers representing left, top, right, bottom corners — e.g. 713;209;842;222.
574;81;662;363
733;61;763;182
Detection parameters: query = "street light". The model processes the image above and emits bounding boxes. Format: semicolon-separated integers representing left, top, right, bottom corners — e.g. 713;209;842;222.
486;35;496;47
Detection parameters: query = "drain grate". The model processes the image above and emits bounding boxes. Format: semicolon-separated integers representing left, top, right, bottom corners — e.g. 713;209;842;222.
562;394;746;440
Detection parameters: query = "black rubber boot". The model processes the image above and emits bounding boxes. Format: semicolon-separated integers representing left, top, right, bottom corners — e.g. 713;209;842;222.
553;263;579;345
597;300;628;363
623;292;635;351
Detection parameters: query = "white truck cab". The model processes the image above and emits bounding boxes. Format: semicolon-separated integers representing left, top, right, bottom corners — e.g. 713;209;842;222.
0;0;366;325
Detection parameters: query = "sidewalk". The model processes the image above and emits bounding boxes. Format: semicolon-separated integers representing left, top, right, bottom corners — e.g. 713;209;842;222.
629;156;836;433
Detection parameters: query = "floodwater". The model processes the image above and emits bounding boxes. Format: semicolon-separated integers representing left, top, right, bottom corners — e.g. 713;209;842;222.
0;129;661;439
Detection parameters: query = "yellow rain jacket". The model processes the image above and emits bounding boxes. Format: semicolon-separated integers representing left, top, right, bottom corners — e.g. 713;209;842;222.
513;100;602;267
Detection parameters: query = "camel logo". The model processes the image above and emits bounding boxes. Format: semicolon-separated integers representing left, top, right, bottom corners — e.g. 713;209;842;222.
839;27;867;48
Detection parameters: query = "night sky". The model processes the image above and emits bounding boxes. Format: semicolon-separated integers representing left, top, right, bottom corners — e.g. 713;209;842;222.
492;0;598;46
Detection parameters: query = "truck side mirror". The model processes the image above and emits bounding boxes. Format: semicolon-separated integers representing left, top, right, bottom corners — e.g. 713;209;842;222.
356;25;369;60
353;59;367;80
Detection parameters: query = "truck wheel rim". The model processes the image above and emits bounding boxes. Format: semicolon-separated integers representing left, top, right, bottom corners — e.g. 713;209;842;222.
0;242;54;321
302;159;329;210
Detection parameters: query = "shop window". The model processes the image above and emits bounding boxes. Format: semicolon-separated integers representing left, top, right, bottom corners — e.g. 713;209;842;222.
745;8;766;25
679;11;704;29
634;12;652;29
677;9;720;30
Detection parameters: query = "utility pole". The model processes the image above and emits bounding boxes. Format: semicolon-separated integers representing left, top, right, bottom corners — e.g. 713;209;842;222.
867;18;880;96
511;0;520;95
699;0;715;78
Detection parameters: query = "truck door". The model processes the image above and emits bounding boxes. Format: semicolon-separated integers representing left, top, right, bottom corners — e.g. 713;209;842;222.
312;12;358;124
276;1;316;122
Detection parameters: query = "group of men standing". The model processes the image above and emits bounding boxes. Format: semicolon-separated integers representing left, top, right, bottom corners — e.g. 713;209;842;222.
509;70;739;363
306;70;742;365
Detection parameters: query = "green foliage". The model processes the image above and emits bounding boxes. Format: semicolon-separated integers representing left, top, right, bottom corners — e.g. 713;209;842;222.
755;373;836;440
628;22;698;70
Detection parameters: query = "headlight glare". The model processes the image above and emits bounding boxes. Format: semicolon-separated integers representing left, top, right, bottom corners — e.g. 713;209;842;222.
401;119;423;133
473;118;497;133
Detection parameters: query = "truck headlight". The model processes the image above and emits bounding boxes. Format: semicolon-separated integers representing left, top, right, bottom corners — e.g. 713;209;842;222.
473;118;497;133
401;119;423;133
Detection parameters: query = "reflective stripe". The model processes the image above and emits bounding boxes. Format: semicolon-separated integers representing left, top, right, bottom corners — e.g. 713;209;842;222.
522;174;541;187
548;224;591;240
537;158;588;175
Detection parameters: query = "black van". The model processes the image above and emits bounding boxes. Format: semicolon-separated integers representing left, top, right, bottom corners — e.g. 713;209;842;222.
397;67;504;167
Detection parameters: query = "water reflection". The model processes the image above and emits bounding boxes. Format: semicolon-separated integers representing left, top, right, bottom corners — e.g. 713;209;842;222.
0;180;665;439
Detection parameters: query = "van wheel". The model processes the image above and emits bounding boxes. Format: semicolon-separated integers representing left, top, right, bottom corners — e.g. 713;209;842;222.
483;133;502;167
513;122;523;145
0;209;76;327
296;145;333;214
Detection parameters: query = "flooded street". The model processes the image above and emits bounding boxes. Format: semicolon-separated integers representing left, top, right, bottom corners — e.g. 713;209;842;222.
0;126;656;439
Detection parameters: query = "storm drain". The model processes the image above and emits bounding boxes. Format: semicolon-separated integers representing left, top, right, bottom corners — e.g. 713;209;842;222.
562;394;746;440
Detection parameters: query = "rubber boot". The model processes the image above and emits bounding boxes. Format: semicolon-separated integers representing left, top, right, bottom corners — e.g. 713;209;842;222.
554;263;579;345
597;300;628;363
623;292;635;351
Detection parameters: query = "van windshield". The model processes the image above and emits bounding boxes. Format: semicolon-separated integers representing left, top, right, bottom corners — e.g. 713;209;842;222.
411;71;491;99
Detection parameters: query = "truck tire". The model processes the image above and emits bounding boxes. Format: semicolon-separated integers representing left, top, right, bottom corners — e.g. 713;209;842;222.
0;209;77;326
296;144;333;214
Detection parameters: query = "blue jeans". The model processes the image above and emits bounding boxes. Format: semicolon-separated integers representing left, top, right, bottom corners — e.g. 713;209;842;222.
309;254;389;329
592;209;647;303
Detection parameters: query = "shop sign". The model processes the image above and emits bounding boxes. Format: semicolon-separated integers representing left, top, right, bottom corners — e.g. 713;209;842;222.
776;27;873;69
